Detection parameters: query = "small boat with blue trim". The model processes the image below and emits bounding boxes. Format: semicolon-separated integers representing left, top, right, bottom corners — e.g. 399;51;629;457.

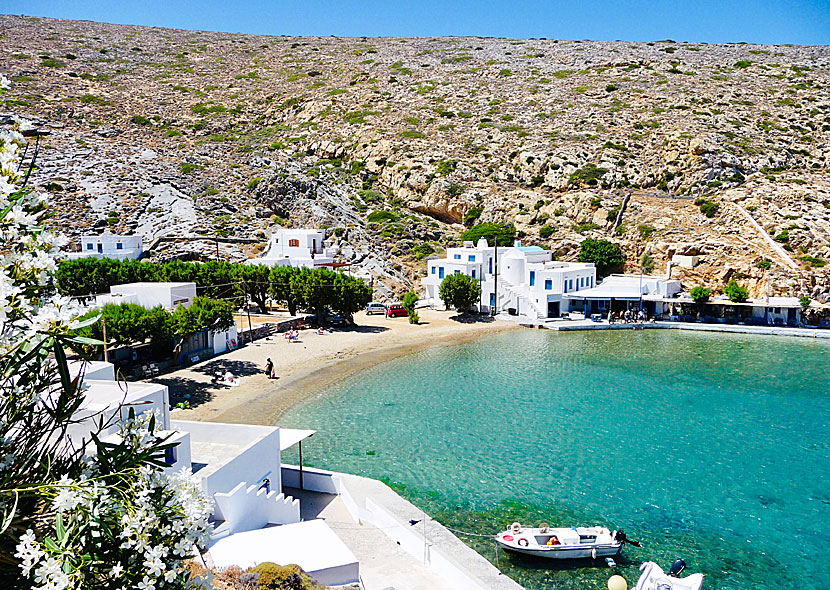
495;522;637;560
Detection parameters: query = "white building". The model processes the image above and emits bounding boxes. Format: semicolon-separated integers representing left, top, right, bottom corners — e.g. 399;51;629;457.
102;282;197;309
422;238;597;319
66;234;144;261
94;282;238;361
562;273;683;317
248;228;337;268
61;364;360;585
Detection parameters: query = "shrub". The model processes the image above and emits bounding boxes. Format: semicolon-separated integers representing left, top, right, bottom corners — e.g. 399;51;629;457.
247;177;262;190
180;161;203;174
367;210;397;223
756;258;772;270
436;159;457;176
568;163;607;186
439;273;481;313
800;255;826;268
578;238;625;276
734;60;753;68
573;222;600;234
800;296;811;310
411;242;434;259
638;224;656;239
539;225;556;238
400;130;425;138
724;280;749;303
131;114;152;126
463;206;483;227
694;198;719;218
773;229;789;243
690;285;711;303
640;252;655;273
461;222;516;246
251;562;313;590
408;310;420;324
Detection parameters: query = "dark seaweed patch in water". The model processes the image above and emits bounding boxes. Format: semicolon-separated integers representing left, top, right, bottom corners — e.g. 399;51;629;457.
381;479;795;590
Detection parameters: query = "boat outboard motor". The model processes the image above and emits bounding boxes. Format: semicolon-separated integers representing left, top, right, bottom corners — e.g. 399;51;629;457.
615;530;642;548
668;558;687;577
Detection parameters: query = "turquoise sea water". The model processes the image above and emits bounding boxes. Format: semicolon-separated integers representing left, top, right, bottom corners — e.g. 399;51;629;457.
280;330;830;589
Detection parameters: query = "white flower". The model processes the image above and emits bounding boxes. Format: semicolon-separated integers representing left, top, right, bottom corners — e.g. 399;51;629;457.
0;75;10;91
109;563;124;578
137;576;156;590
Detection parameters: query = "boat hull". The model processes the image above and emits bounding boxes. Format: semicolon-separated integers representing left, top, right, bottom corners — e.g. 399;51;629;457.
497;541;622;560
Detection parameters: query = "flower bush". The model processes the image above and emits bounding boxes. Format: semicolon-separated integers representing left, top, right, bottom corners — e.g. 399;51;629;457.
0;76;212;590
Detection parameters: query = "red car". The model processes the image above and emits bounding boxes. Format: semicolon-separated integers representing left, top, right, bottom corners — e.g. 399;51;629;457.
386;304;408;318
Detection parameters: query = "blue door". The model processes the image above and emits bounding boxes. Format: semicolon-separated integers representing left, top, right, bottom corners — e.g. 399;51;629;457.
490;293;495;307
529;271;535;287
439;267;444;279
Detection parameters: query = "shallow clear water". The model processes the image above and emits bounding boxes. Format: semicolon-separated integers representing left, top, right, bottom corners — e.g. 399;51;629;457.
281;330;830;589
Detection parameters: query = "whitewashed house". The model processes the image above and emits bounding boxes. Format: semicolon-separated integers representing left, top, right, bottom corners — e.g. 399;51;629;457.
422;238;597;319
66;234;144;260
62;364;359;585
102;282;197;309
93;282;238;360
248;228;337;268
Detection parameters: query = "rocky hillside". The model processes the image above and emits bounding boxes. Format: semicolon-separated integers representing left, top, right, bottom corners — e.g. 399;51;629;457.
2;15;828;300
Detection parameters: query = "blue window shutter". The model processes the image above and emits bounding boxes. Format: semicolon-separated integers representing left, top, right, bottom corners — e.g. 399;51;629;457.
530;271;535;287
545;279;552;290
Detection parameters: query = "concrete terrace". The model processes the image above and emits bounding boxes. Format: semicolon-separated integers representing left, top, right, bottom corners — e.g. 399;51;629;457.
500;315;830;339
283;469;523;590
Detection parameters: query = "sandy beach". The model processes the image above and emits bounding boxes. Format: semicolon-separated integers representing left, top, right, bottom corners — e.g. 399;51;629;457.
159;309;516;426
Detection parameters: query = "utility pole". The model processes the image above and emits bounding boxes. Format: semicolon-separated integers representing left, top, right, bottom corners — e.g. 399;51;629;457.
246;293;254;344
102;316;109;362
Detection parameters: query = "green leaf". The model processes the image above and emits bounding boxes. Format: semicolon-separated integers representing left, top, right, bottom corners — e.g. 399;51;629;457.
56;513;66;542
44;536;60;552
0;492;18;535
65;335;105;345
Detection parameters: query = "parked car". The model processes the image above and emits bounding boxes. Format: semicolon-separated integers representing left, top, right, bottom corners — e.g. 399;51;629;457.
366;302;387;315
386;304;408;318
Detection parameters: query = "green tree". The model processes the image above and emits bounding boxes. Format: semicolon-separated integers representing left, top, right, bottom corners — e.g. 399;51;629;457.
402;290;420;324
460;222;516;246
724;280;749;303
578;238;626;276
438;273;481;314
799;296;811;311
171;296;234;359
269;265;302;315
291;267;338;326
402;291;418;314
331;272;373;323
690;286;711;303
235;264;271;313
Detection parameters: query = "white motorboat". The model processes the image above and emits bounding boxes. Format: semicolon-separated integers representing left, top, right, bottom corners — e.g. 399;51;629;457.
495;522;633;559
634;560;704;590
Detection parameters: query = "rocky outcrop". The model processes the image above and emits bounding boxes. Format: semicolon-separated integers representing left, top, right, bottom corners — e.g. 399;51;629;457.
2;15;827;298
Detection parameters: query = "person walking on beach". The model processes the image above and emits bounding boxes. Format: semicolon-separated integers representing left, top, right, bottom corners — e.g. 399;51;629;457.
264;357;274;379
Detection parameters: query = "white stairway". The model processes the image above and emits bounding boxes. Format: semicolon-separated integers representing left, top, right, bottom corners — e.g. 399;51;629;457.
497;277;545;319
211;481;300;539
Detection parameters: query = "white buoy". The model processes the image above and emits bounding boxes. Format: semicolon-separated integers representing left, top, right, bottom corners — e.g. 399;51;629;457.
608;574;627;590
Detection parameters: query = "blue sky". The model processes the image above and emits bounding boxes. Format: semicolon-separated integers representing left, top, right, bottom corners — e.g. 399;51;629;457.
4;0;829;44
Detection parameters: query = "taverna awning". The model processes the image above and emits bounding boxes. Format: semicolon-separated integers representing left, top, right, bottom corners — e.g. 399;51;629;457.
280;428;316;451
